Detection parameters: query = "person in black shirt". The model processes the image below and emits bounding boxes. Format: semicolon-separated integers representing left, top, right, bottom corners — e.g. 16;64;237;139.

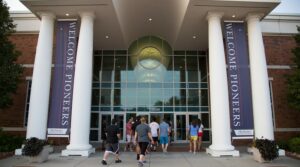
101;119;122;165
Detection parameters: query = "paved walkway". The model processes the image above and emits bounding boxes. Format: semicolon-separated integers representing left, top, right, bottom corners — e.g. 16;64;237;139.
1;151;299;167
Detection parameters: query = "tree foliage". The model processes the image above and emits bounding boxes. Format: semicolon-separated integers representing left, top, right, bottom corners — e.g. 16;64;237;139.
287;27;300;111
0;0;23;109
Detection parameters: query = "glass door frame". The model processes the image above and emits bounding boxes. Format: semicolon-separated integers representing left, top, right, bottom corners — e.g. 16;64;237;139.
99;113;126;143
174;113;201;143
112;113;125;142
99;113;112;143
174;113;187;143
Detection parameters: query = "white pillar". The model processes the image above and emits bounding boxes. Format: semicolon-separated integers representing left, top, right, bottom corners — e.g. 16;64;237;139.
26;13;55;140
246;13;274;140
206;12;239;157
62;12;95;156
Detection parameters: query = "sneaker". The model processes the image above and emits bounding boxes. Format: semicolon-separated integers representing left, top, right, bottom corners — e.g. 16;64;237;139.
101;160;107;165
138;161;144;167
115;159;122;163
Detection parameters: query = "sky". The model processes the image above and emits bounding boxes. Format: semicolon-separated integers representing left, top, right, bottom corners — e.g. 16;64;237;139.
3;0;300;14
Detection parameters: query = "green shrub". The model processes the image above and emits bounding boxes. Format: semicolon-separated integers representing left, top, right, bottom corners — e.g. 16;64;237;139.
22;137;47;156
276;140;289;150
288;137;300;153
254;138;279;161
0;129;24;152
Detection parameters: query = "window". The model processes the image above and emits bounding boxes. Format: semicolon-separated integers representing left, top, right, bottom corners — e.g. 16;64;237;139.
24;79;32;127
269;78;276;128
92;50;209;113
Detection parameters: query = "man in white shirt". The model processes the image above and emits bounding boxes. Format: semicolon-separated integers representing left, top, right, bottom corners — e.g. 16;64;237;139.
149;117;159;151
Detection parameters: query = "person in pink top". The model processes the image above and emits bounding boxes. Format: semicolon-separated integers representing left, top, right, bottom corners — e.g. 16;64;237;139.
125;117;133;151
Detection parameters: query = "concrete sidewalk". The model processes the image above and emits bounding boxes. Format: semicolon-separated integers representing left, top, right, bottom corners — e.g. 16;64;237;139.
1;151;299;167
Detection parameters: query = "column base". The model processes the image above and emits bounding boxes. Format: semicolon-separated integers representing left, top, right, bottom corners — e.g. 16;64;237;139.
15;148;22;155
61;147;95;157
206;148;240;157
15;144;25;155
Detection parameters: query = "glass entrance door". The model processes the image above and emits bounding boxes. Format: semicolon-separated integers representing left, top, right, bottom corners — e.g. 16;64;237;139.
175;114;186;141
100;114;111;143
113;114;125;142
174;114;201;142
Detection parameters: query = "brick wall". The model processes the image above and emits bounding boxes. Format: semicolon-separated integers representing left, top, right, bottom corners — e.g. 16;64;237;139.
264;35;300;140
0;34;37;130
264;35;296;65
9;34;38;64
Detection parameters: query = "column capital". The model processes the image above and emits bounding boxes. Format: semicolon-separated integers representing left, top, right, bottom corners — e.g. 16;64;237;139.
246;13;265;22
206;11;224;21
37;12;56;20
79;12;95;20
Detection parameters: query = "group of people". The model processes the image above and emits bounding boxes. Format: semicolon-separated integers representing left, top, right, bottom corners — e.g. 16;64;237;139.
101;116;170;167
101;116;204;166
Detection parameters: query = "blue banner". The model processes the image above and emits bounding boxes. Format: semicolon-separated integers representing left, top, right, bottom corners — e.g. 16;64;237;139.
47;21;78;137
224;22;254;139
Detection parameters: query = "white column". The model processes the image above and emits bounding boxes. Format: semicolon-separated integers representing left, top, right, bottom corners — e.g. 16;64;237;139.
246;13;274;140
62;12;95;157
26;13;55;140
206;12;239;157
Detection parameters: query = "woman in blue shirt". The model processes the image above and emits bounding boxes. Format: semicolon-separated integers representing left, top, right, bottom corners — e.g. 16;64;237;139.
187;119;199;154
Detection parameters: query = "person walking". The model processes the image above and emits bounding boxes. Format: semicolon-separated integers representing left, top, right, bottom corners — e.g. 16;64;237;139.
187;119;199;154
125;117;133;151
149;117;159;151
132;116;141;160
197;119;204;151
159;118;170;153
134;117;154;167
101;119;122;165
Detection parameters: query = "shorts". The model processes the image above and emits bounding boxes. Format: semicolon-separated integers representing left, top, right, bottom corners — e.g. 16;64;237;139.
160;136;168;144
138;142;149;156
190;136;198;141
198;132;203;137
152;137;158;142
126;134;132;142
105;143;120;154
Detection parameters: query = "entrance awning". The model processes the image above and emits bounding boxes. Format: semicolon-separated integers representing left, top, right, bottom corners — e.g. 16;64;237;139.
21;0;279;50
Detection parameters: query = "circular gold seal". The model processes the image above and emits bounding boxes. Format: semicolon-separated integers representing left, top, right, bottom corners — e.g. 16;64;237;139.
138;47;162;69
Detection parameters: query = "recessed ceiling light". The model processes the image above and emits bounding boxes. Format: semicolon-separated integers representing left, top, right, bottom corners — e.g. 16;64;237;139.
148;18;152;22
193;36;197;39
105;35;109;39
232;14;236;18
65;13;69;16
